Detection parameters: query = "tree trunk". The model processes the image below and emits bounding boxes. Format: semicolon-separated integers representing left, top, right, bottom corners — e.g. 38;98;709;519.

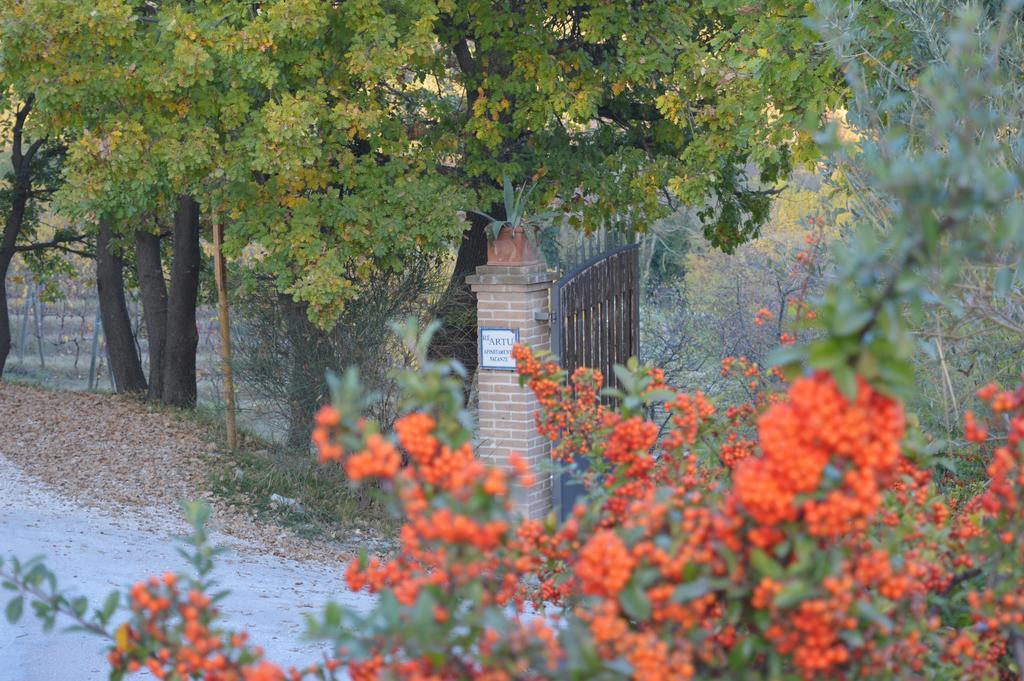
430;212;493;380
135;229;168;401
0;253;13;377
283;295;318;449
285;349;314;449
96;219;147;394
452;219;491;290
162;195;201;407
1;207;24;379
0;99;35;379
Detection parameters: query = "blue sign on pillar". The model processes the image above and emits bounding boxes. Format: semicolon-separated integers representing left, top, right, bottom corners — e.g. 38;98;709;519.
479;328;519;371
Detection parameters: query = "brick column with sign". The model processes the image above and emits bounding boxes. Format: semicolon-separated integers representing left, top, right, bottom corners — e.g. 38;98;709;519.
467;253;555;519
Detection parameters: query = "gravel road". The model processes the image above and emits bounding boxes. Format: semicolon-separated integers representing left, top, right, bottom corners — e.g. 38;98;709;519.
0;383;377;681
0;455;376;680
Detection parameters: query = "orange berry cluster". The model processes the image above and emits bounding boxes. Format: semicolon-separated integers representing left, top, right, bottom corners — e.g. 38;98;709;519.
764;583;853;675
313;403;402;483
311;404;343;463
718;432;755;468
512;344;605;464
332;400;555;678
664;391;715;449
734;372;905;540
959;379;1024;670
975;383;1023;522
962;410;987;442
576;530;635;598
321;358;1024;680
107;573;303;681
345;433;401;481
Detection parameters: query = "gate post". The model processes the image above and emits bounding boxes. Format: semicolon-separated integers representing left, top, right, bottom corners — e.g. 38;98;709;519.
467;260;555;519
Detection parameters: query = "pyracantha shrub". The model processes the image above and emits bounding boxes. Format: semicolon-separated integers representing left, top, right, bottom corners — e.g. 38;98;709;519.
3;338;1024;680
302;342;1024;680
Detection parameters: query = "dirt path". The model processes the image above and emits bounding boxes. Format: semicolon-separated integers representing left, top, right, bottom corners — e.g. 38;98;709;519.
0;382;359;560
0;383;376;680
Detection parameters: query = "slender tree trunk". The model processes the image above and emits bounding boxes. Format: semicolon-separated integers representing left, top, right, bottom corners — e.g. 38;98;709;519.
96;219;147;393
18;287;31;363
32;284;44;368
0;253;13;377
1;223;22;378
162;195;201;407
88;306;102;390
135;229;168;401
212;214;238;449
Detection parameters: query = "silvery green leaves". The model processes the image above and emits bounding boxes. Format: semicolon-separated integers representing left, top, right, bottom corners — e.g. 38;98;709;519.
773;1;1024;400
0;553;114;638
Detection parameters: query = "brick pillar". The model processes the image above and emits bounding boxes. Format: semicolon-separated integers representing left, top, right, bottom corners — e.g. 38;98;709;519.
467;262;555;518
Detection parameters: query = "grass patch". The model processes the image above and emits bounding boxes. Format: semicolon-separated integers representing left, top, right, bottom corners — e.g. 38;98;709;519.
3;358;110;392
188;404;399;544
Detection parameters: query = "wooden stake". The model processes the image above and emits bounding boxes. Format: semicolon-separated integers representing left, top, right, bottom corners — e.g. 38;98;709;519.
18;282;32;362
212;211;238;451
88;306;102;390
32;284;45;368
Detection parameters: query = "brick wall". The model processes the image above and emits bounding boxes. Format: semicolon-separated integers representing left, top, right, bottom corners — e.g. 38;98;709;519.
467;263;554;518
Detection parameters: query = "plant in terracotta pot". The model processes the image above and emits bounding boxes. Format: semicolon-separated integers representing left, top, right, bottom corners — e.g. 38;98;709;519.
470;176;555;266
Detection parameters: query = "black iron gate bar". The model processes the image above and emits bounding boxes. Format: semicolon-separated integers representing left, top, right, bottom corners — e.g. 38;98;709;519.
549;240;640;519
550;242;640;397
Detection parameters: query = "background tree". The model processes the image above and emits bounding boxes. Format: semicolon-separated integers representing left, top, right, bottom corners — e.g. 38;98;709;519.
0;2;183;394
0;0;465;405
1;0;847;391
0;92;72;377
641;170;838;400
232;263;441;448
810;0;1024;437
424;0;845;371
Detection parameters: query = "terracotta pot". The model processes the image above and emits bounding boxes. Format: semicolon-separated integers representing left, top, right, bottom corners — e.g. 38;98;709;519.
486;224;540;266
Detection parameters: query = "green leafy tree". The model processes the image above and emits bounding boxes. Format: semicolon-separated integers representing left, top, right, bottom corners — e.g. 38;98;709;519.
0;0;464;312
0;0;845;385
424;0;845;368
429;0;842;242
0;0;466;401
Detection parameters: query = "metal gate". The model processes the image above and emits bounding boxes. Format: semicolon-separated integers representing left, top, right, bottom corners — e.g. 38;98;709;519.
549;239;640;517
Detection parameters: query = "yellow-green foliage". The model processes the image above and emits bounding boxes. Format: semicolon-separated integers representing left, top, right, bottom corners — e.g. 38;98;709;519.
1;0;846;324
